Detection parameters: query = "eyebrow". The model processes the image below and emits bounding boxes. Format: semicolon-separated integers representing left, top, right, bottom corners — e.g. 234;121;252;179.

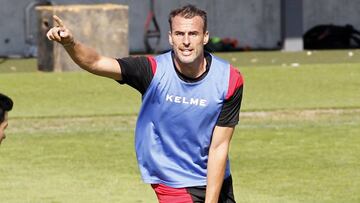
188;31;199;35
173;30;199;34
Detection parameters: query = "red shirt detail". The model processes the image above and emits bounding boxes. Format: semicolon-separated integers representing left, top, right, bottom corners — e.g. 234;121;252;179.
226;65;244;100
152;184;193;203
147;56;157;75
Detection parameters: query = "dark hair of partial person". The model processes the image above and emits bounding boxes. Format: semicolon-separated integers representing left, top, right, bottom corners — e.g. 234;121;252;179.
168;4;207;33
0;93;13;123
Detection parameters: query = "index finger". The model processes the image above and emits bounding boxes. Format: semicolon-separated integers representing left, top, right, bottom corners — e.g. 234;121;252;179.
53;15;64;27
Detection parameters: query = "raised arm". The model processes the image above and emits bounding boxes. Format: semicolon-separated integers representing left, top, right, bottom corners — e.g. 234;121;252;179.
46;15;122;80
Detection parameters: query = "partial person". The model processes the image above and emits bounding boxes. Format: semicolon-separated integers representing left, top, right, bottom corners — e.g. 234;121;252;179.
47;4;244;203
0;93;14;145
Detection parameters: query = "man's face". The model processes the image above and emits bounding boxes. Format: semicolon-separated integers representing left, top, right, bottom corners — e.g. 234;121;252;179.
0;112;8;145
169;15;209;66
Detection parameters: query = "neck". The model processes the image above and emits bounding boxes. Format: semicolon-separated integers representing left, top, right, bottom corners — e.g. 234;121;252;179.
174;55;206;79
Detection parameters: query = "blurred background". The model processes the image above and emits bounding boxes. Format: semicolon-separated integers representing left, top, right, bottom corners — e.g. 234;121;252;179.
1;0;360;58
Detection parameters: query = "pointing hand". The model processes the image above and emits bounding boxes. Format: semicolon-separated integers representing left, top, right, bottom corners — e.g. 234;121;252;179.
46;15;74;47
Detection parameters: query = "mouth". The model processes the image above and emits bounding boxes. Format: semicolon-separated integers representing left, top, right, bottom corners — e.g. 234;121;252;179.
179;48;193;56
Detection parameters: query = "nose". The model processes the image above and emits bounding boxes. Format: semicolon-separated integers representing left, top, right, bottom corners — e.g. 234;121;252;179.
182;34;190;46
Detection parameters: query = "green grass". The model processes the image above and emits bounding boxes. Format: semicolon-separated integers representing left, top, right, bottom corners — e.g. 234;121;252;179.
2;111;359;202
1;116;155;202
216;49;360;67
1;50;360;202
0;72;141;118
241;63;360;110
234;110;360;203
0;58;37;73
1;62;360;117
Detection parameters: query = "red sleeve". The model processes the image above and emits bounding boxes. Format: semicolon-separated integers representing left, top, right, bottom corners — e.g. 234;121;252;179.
225;65;244;100
147;56;157;75
216;65;244;127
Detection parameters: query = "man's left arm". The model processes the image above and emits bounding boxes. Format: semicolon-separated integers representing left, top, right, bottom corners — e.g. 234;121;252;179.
205;125;234;203
205;65;243;202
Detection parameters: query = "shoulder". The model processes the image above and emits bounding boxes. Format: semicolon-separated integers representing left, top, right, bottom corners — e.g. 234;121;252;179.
150;51;173;74
145;55;157;75
208;53;244;97
226;65;244;100
209;53;230;69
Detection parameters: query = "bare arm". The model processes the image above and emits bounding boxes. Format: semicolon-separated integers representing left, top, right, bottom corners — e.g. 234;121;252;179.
205;126;234;203
46;15;122;80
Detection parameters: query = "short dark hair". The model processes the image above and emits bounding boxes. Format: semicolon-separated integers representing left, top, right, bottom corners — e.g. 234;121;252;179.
0;93;13;123
168;4;207;33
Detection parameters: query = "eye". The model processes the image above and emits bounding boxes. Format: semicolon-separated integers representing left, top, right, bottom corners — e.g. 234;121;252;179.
189;32;198;37
174;32;184;36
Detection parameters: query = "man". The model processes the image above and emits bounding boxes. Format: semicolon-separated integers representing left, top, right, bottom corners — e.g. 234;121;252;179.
0;93;13;145
47;4;243;203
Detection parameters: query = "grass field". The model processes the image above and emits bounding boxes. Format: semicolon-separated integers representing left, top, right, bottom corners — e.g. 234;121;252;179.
0;50;360;202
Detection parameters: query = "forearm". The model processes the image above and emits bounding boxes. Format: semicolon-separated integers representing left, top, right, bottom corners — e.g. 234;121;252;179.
63;41;101;73
205;142;229;203
63;41;121;80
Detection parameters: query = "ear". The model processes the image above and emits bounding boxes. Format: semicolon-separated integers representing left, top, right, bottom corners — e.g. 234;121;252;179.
203;31;209;45
168;31;173;46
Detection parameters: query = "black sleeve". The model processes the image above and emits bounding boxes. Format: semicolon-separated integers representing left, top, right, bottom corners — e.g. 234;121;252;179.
216;85;244;127
116;56;154;95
